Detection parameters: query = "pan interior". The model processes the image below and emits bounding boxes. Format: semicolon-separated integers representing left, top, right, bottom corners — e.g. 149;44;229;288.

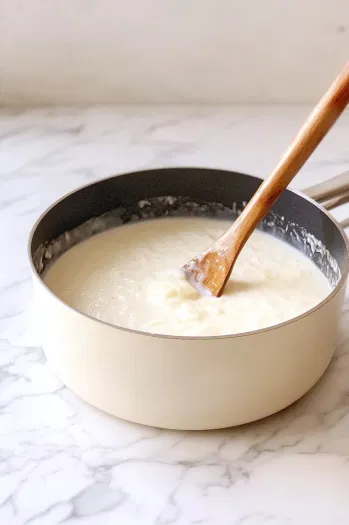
34;194;341;290
31;168;347;290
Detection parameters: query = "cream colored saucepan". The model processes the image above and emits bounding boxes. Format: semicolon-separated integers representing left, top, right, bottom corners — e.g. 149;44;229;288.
29;168;349;430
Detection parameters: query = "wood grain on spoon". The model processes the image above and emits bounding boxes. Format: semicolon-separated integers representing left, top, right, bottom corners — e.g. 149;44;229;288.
183;63;349;297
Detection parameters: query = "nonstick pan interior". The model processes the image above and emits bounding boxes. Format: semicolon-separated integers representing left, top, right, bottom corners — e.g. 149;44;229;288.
30;168;348;287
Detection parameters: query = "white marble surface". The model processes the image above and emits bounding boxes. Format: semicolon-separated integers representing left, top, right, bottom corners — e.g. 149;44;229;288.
1;105;349;525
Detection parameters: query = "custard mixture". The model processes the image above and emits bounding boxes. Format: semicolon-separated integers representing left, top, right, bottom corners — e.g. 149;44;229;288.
44;217;331;336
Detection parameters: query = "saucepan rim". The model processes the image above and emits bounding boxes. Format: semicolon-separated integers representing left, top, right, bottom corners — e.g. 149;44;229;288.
28;167;349;341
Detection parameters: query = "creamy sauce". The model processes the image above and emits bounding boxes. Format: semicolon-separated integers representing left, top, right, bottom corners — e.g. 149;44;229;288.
44;217;331;336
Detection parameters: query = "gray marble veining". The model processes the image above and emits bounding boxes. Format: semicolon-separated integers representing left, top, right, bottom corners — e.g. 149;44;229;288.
1;106;349;525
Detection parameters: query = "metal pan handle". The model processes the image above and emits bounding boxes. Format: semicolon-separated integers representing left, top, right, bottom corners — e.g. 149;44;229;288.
304;170;349;202
303;170;349;228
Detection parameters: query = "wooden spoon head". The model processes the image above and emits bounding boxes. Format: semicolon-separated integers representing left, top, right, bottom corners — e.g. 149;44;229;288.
182;246;233;298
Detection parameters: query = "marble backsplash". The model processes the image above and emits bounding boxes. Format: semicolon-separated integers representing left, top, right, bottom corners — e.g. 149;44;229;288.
1;0;349;105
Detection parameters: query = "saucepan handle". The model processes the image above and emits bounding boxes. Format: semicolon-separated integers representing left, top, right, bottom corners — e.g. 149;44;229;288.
303;170;349;228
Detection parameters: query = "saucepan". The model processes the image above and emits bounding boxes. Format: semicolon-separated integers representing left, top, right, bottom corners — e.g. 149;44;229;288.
28;168;349;430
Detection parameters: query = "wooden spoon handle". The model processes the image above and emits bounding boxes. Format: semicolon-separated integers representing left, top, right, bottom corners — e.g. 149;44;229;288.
224;63;349;248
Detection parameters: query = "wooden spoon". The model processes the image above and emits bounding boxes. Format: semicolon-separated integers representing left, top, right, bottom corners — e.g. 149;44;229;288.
183;63;349;297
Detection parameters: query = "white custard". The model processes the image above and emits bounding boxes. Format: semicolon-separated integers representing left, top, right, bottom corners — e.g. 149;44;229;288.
44;217;331;336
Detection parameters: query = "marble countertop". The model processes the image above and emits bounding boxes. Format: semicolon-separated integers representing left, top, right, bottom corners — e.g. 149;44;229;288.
1;106;349;525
